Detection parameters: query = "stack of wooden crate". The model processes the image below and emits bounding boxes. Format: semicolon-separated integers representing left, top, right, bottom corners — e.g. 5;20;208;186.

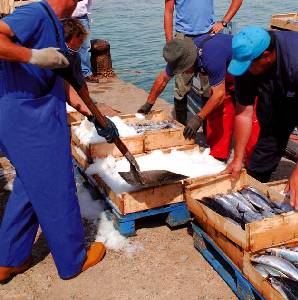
70;110;196;235
185;171;297;299
270;13;298;32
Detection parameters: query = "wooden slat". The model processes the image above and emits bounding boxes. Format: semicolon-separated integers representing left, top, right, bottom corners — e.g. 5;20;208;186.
197;220;244;270
271;12;298;32
247;212;298;252
90;135;144;158
144;122;195;151
122;182;184;214
266;179;288;193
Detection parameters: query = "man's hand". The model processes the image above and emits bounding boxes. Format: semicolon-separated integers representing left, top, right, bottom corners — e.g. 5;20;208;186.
88;115;119;143
29;48;69;69
212;22;224;33
137;102;153;114
284;165;298;210
183;115;203;139
220;159;243;180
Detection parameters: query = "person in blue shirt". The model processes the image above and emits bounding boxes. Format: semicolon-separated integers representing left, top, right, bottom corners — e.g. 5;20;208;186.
137;34;259;162
138;0;243;125
223;26;298;210
0;0;118;282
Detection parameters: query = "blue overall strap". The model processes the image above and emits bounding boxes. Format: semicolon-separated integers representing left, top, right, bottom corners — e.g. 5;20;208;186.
197;33;216;73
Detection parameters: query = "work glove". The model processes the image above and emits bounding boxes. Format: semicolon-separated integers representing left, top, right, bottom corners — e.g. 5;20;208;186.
29;48;69;69
137;102;153;114
183;115;203;140
88;115;119;143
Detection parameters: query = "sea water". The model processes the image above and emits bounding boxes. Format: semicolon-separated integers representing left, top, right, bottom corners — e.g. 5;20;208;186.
91;0;296;102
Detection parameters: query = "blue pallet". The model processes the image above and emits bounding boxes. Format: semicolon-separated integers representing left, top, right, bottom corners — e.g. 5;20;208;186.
192;223;264;300
111;202;190;236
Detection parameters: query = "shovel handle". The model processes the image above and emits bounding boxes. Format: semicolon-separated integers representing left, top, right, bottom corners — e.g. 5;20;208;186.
76;85;130;157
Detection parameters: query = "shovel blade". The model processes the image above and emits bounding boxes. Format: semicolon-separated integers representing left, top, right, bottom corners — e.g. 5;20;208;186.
119;170;188;187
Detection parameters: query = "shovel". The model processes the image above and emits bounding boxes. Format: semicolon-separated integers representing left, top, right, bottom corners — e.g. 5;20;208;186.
55;67;188;186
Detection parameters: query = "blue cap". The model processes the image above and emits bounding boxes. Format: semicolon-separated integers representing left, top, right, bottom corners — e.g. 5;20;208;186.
228;26;271;76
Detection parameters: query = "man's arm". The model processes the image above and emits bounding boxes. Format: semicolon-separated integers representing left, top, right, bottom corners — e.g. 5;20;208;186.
198;82;225;119
0;21;31;63
164;0;175;42
138;70;172;114
212;0;243;33
222;103;254;178
64;81;91;117
0;20;68;68
183;82;225;139
285;164;298;210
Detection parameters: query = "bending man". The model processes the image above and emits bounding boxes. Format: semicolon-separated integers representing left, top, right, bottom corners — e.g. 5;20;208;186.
224;26;298;209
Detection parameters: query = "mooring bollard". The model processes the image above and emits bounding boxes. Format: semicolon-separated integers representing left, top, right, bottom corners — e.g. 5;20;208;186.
90;39;115;79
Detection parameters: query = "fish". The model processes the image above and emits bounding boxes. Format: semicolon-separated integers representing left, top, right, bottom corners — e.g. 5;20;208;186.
231;191;258;212
223;193;255;213
254;263;289;278
240;188;274;212
291;247;298;252
267;248;298;265
280;278;298;297
129;120;177;134
200;196;242;224
261;210;276;218
242;210;264;223
212;195;243;222
270;277;296;300
271;201;293;213
252;255;298;282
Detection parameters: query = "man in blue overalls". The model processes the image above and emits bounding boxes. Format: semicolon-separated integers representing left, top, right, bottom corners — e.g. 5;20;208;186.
0;0;118;282
224;26;298;209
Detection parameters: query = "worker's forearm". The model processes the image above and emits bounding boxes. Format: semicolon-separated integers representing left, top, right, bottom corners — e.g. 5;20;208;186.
223;0;243;22
0;34;31;63
65;82;91;117
233;111;253;163
198;93;224;120
164;0;174;41
147;72;171;104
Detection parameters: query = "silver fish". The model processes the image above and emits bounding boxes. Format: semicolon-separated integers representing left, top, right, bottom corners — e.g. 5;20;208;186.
242;210;264;223
272;201;293;213
241;188;273;211
291;247;298;252
223;194;255;213
254;263;288;278
213;195;242;222
252;255;298;282
270;277;292;300
261;210;276;218
267;248;298;265
231;191;258;212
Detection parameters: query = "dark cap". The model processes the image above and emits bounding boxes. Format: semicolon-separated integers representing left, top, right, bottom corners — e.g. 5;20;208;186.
163;38;197;75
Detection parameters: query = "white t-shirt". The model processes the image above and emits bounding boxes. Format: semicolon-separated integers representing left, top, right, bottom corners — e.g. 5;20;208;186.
72;0;93;18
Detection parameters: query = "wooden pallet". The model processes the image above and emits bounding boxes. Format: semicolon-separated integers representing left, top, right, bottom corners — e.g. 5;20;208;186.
270;12;298;31
71;109;194;161
192;223;264;300
186;170;298;252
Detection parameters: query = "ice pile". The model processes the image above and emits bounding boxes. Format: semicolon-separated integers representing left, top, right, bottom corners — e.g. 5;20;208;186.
86;148;225;195
76;177;142;254
74;116;138;145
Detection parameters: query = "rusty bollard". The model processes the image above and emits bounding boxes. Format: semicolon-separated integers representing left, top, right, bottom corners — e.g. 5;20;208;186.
90;39;115;79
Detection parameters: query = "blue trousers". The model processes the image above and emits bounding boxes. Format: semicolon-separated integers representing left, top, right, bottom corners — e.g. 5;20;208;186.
0;80;86;279
77;17;92;77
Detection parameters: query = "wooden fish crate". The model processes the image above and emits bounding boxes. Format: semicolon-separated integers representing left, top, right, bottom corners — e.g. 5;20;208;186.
71;109;194;162
72;143;200;214
67;111;85;126
242;239;298;300
270;13;298;32
266;179;288;194
185;170;298;252
0;157;15;190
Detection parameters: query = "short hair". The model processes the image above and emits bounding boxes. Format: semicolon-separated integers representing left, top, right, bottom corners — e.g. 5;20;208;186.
62;18;88;43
